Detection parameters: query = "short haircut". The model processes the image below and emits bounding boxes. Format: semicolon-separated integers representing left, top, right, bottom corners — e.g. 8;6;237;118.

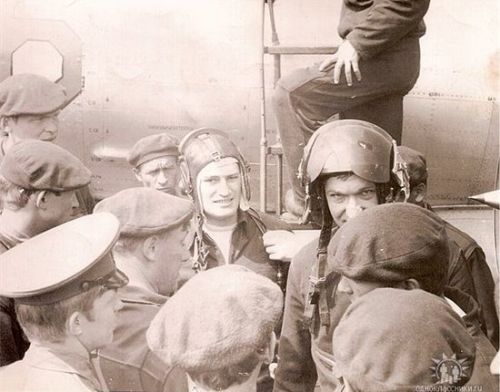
319;171;398;205
16;285;105;343
317;171;388;205
113;234;149;253
188;351;262;390
113;219;190;254
0;175;31;209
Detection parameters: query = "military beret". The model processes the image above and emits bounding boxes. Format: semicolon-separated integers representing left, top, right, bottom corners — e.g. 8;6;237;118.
0;213;128;305
0;140;91;191
146;265;283;372
94;187;193;236
128;133;179;168
398;146;428;185
328;203;449;290
0;74;67;117
332;288;475;390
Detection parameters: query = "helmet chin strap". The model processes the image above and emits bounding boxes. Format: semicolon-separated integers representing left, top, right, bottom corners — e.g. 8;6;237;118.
391;141;411;202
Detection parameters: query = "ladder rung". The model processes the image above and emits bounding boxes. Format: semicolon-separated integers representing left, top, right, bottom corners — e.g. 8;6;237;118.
265;46;337;55
267;143;283;155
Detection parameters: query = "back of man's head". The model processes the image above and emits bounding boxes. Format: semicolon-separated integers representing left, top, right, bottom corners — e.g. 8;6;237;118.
328;203;450;295
398;146;428;186
147;265;283;391
332;288;475;391
0;140;90;211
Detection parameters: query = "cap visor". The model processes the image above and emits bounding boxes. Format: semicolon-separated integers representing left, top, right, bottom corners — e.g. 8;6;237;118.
105;269;129;289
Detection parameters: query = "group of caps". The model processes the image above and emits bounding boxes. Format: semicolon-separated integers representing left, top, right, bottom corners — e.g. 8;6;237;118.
0;73;497;391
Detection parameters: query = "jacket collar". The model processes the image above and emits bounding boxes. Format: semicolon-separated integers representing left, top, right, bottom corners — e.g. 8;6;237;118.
24;343;101;390
118;283;167;306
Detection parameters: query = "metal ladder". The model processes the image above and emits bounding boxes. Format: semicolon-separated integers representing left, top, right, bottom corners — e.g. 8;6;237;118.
259;0;337;214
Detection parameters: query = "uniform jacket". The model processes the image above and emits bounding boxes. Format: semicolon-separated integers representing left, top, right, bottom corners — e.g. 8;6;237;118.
273;239;350;392
0;344;100;391
0;229;30;366
339;0;430;58
179;209;290;290
0;297;29;367
444;222;499;349
99;285;186;392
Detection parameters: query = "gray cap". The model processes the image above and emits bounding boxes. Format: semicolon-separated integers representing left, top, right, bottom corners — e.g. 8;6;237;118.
147;265;283;372
94;187;193;236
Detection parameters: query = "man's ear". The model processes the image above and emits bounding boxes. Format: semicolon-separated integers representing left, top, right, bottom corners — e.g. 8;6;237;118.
412;183;427;203
142;235;159;261
1;116;16;132
133;168;143;184
67;312;83;337
258;332;277;365
34;190;49;209
0;117;8;131
397;278;421;291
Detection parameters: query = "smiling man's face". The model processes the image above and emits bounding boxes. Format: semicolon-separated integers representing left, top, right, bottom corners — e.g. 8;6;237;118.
198;158;241;227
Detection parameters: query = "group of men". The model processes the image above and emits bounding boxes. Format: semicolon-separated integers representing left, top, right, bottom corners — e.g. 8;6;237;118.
0;72;289;391
0;71;498;392
0;1;499;389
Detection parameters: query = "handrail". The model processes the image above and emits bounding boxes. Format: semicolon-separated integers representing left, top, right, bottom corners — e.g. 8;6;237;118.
264;46;337;55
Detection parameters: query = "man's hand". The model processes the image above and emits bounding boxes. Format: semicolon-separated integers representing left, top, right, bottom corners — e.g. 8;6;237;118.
263;230;321;262
319;40;361;86
263;230;297;262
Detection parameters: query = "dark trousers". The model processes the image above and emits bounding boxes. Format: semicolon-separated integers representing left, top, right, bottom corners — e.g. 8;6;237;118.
272;38;421;202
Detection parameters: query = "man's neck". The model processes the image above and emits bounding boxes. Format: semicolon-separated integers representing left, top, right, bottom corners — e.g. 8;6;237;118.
204;209;240;228
0;209;46;238
44;338;89;359
1;133;17;155
112;251;158;294
188;364;261;392
203;221;238;232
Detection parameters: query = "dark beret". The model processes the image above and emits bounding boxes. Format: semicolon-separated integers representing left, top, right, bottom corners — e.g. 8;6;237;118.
333;288;475;391
328;203;449;287
0;140;91;191
0;74;67;117
128;133;179;168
